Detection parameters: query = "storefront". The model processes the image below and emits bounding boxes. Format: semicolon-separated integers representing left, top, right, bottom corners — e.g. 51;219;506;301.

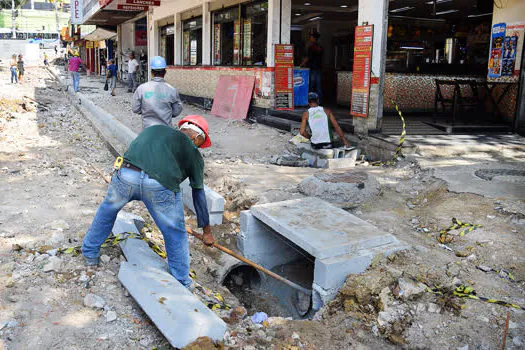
147;0;524;133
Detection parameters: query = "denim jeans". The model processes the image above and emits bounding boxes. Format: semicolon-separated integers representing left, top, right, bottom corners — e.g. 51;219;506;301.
310;69;322;103
81;168;191;287
10;67;18;83
128;72;137;92
70;71;80;92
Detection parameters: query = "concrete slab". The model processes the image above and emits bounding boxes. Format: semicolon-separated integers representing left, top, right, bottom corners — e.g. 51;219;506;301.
118;262;227;348
180;179;225;226
112;211;145;235
250;197;396;259
119;238;168;272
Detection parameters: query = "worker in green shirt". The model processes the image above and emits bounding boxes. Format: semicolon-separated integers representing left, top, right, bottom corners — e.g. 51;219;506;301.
81;115;213;289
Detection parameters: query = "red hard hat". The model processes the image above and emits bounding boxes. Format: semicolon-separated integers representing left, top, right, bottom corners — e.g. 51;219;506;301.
178;115;212;148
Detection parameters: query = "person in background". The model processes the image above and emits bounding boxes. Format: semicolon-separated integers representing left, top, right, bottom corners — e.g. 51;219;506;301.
300;92;350;149
107;59;118;97
9;54;18;84
44;52;49;66
127;53;139;93
301;32;324;103
17;54;24;84
67;52;82;93
132;56;183;129
54;45;58;55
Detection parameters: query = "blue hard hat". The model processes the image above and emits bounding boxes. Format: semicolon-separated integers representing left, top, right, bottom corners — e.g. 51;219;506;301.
150;56;167;69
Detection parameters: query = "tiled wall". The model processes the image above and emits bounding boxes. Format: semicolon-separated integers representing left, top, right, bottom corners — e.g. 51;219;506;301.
165;66;275;109
337;71;518;120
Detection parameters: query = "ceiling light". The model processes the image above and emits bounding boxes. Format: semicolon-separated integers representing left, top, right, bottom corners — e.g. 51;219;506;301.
400;46;424;50
425;0;453;4
390;6;415;13
304;2;311;5
295;13;301;16
308;16;322;21
468;13;492;18
435;9;459;15
340;5;348;8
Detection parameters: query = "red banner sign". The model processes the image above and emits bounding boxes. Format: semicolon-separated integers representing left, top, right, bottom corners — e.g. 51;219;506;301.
125;0;160;6
274;44;294;110
350;25;373;117
117;4;148;10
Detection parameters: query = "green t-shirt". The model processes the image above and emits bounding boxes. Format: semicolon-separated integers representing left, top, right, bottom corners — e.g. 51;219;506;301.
123;125;204;192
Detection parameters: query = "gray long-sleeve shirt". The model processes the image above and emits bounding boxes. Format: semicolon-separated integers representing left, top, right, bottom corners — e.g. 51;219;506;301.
132;77;183;129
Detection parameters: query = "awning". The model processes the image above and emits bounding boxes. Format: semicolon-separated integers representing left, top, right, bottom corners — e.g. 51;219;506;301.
82;27;117;41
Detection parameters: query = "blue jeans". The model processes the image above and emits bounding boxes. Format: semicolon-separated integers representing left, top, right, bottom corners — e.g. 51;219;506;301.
70;71;80;92
81;168;191;287
310;69;322;103
10;67;18;83
128;72;137;92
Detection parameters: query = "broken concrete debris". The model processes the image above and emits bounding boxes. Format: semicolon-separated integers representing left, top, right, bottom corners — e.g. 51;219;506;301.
83;294;106;309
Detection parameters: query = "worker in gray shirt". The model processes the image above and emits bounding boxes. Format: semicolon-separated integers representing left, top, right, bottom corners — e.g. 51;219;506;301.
132;56;183;129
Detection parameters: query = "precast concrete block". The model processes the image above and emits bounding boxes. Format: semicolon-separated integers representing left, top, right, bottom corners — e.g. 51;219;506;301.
118;262;227;348
238;211;303;270
180;179;225;226
312;283;339;311
314;251;375;290
119;238;168;272
324;158;356;169
112;211;145;235
250;198;397;260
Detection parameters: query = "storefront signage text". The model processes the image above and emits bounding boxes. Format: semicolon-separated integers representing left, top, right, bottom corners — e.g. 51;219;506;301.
125;0;160;6
71;0;83;24
117;4;148;11
213;24;221;65
274;44;294;110
350;25;374;117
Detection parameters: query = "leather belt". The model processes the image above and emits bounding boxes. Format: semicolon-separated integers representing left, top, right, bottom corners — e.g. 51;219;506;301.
121;161;141;172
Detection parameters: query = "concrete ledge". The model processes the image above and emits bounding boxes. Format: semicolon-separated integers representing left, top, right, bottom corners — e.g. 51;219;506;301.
180;179;225;226
119;262;227;348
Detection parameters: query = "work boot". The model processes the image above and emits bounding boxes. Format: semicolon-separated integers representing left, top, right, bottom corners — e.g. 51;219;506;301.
84;256;100;267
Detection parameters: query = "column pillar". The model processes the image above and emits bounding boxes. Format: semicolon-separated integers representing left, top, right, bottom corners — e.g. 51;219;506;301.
266;0;291;67
202;1;211;65
353;0;389;135
174;12;182;65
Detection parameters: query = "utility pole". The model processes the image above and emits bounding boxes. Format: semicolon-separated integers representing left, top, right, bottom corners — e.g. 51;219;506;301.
11;0;16;39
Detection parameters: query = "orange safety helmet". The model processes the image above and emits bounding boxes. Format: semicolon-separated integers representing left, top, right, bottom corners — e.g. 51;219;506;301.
178;115;212;148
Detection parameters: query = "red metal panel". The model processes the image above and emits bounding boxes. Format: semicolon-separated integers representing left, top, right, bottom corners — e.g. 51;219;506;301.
99;0;113;8
211;75;256;120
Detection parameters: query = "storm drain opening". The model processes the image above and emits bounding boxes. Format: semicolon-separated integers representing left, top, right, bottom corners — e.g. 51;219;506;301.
222;236;315;319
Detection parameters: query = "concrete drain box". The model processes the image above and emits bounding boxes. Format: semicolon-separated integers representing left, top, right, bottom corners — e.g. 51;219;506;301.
238;197;408;312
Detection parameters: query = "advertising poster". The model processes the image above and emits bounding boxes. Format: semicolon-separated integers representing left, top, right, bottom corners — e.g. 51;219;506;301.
213;24;221;65
190;39;197;65
274;44;294;110
350;25;373;117
503;22;525;77
183;31;190;65
243;19;252;64
135;21;147;46
233;20;241;65
488;23;506;78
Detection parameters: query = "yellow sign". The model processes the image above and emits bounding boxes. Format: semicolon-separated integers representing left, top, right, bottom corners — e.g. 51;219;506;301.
86;41;94;49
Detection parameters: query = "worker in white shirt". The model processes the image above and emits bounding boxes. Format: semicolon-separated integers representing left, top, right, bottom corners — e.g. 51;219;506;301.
127;53;139;93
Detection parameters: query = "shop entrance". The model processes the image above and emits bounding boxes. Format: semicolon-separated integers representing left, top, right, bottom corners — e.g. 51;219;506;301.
286;0;517;134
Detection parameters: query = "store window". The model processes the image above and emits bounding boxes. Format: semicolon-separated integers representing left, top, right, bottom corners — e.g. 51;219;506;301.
212;1;267;66
160;24;175;66
183;17;203;66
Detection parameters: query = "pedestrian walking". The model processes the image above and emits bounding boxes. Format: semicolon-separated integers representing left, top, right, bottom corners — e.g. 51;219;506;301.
9;54;18;84
67;52;82;92
81;118;214;289
132;56;183;129
127;53;138;93
17;54;24;84
107;59;118;96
